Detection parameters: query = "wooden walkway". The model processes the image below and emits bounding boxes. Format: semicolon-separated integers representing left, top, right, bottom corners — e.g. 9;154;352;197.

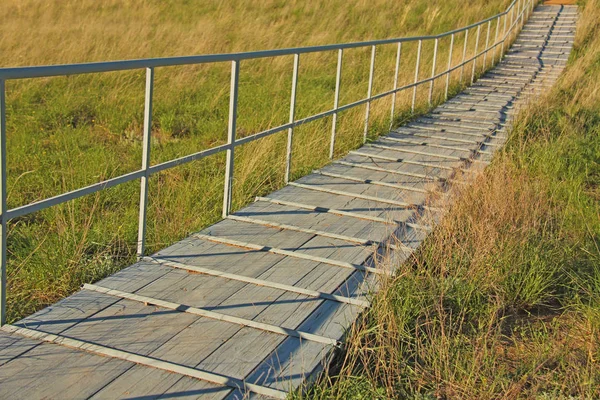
0;5;577;399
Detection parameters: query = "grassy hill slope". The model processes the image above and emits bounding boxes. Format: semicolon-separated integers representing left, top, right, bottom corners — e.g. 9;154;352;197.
1;0;510;321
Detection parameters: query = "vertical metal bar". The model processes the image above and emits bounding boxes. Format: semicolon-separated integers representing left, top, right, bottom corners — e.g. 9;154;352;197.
389;42;402;130
0;80;6;326
445;33;454;100
501;11;508;57
483;21;491;70
471;24;482;84
411;40;422;114
509;5;515;45
460;29;469;84
136;68;154;258
222;60;240;218
519;0;525;29
329;49;343;159
285;54;299;184
363;45;376;143
516;0;522;31
428;38;438;107
492;17;500;66
519;0;524;25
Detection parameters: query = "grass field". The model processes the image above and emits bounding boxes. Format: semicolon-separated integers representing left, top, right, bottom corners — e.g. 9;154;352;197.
300;0;600;398
1;0;513;322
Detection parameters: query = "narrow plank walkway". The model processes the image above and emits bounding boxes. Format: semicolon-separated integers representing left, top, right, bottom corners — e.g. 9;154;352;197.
0;5;577;399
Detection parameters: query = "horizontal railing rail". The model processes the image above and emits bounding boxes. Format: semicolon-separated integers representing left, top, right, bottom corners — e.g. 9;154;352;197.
0;0;536;325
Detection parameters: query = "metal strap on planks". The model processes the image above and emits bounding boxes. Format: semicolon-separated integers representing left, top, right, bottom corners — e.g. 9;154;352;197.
227;214;409;252
194;233;389;276
83;283;340;346
1;324;288;399
146;256;370;307
255;196;432;232
388;131;488;146
312;169;428;194
380;136;494;155
288;182;441;213
349;150;455;171
376;141;495;160
366;143;463;161
411;123;494;137
391;127;504;145
334;160;442;181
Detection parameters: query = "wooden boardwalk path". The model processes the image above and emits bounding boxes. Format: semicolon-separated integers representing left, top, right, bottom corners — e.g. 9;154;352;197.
0;4;577;399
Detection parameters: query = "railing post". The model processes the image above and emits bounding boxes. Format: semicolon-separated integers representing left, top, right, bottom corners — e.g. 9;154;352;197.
501;11;508;58
445;34;454;101
0;80;6;326
136;67;154;258
363;45;376;143
471;24;482;84
390;42;402;130
412;40;423;114
519;0;525;30
428;38;439;107
483;21;491;71
222;60;240;218
285;54;300;184
329;49;343;159
460;29;469;84
509;5;515;46
492;17;500;66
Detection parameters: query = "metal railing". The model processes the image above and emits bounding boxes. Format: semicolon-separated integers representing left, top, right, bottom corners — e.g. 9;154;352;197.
0;0;535;325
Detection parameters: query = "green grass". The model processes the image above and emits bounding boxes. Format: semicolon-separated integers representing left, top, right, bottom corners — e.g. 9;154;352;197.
298;0;600;398
1;0;513;322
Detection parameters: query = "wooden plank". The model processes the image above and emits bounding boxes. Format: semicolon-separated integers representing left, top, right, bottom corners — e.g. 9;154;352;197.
89;365;232;399
147;256;370;307
3;325;286;399
0;335;135;400
83;284;340;346
194;233;387;276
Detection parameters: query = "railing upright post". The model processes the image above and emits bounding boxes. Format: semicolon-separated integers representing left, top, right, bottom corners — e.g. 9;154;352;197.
428;38;439;107
501;11;509;58
483;21;491;71
519;0;525;30
363;45;376;143
509;5;516;47
517;0;522;30
460;29;469;84
329;49;343;159
471;24;482;84
136;67;154;259
492;17;501;66
389;42;402;130
445;33;455;100
0;80;6;326
222;60;240;218
285;54;300;184
412;40;423;114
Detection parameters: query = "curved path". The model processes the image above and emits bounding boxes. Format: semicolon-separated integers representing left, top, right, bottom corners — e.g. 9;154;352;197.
0;4;577;399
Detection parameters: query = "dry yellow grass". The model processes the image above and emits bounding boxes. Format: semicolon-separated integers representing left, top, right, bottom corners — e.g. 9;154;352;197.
300;0;600;397
1;0;510;66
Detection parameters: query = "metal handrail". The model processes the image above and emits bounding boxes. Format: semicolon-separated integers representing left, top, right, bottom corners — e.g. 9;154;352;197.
0;0;536;324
